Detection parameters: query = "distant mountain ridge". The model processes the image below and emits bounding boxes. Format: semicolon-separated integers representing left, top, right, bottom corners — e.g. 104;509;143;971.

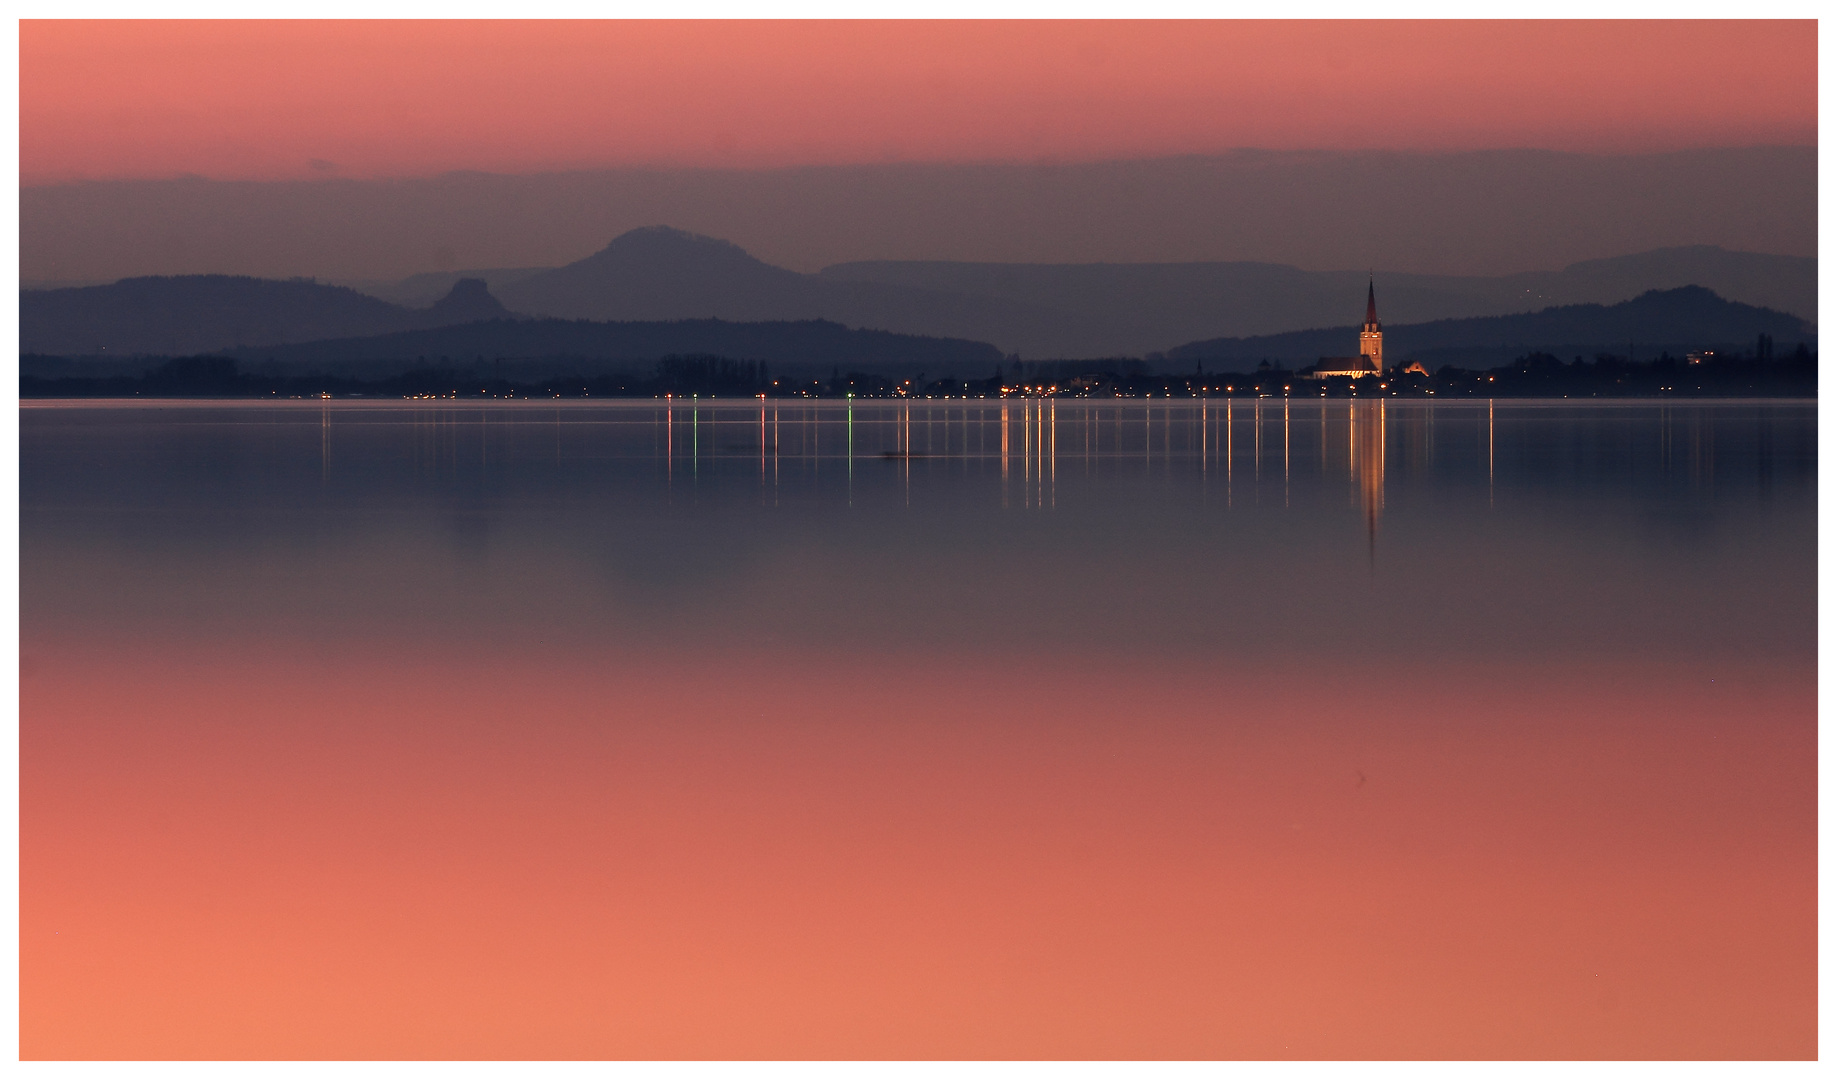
219;316;1004;376
20;288;1813;392
379;229;1816;358
489;227;1069;353
818;245;1816;352
19;227;1817;361
1166;286;1814;371
19;275;504;356
190;287;1806;381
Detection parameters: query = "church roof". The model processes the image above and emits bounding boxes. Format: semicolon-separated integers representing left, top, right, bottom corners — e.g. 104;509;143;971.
1309;356;1378;376
1364;280;1380;328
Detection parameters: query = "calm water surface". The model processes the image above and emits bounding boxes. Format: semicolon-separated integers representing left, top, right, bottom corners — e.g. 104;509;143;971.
21;399;1817;1058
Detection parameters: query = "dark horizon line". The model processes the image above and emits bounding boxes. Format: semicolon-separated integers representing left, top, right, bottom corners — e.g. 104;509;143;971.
19;242;1819;293
21;142;1821;191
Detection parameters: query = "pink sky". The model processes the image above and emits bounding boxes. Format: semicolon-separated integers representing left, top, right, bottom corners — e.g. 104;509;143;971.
20;20;1818;185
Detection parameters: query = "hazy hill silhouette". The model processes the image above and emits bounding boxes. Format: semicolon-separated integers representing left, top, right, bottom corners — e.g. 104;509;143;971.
1166;287;1814;370
407;230;1816;358
419;277;509;324
819;246;1816;355
1532;247;1814;317
221;316;1004;375
25;147;1814;290
497;227;807;320
20;275;510;356
22;228;1816;363
491;226;1065;348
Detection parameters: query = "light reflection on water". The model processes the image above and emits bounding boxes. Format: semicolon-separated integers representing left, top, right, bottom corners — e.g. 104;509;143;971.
21;399;1816;661
19;399;1818;1058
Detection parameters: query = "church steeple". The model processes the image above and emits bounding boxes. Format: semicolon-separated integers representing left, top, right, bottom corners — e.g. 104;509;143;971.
1359;279;1384;372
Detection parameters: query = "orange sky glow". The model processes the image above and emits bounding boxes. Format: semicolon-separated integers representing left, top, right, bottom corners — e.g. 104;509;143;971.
20;20;1817;185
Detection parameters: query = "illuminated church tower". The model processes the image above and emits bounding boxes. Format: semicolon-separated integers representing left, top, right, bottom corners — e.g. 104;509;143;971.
1359;280;1384;372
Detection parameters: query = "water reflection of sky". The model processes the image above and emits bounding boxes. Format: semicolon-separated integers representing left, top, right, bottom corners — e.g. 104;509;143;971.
20;400;1817;1059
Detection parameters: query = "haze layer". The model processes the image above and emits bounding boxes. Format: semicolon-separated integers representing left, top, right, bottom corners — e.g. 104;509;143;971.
20;21;1816;284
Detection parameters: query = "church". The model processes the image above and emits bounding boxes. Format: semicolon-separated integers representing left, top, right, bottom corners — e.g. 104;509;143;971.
1304;282;1390;379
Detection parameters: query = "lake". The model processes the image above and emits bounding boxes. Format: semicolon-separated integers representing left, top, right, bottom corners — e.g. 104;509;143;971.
20;398;1817;1058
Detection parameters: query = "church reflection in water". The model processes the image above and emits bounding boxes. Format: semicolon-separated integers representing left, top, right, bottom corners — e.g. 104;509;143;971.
654;395;1498;559
1352;400;1386;558
976;396;1404;557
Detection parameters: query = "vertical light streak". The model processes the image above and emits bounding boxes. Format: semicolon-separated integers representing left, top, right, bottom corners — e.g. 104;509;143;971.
1001;402;1010;507
1254;397;1263;483
1023;400;1032;494
1321;397;1329;476
1048;399;1056;509
1226;397;1233;507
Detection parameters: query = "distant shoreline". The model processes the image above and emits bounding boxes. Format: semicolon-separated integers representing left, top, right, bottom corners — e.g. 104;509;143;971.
19;347;1816;402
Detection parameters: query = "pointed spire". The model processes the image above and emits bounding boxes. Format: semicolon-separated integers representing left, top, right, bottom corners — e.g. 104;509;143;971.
1365;278;1379;328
